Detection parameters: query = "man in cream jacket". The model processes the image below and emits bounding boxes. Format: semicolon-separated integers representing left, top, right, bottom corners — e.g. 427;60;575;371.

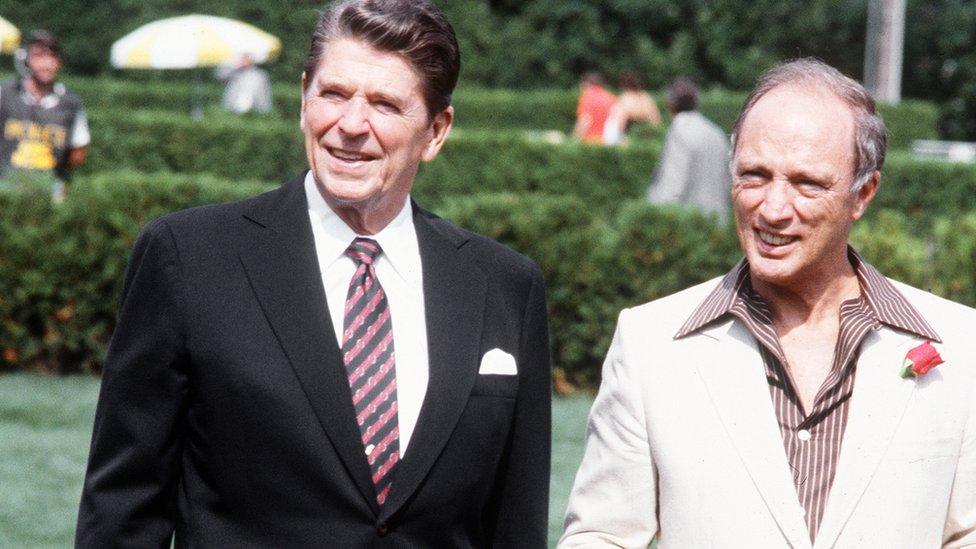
560;58;976;548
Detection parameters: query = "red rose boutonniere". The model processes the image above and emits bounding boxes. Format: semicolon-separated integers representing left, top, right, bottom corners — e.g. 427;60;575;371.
901;340;944;379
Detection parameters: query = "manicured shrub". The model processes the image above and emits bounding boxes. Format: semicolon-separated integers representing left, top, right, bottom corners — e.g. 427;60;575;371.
0;172;269;373
850;209;933;289
4;173;969;387
931;212;976;306
83;108;976;226
873;152;976;232
65;74;938;146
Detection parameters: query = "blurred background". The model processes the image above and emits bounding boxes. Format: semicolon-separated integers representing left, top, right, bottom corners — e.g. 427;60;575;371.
5;0;976;136
2;1;976;546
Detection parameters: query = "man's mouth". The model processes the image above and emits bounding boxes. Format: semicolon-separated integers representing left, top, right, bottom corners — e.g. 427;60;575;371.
757;230;797;247
327;147;375;162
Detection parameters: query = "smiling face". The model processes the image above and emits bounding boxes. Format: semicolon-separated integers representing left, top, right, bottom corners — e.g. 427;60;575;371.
301;38;452;234
731;84;878;293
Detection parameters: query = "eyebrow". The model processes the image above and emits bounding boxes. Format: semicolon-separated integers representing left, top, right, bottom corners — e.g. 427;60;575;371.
367;90;403;106
732;159;767;174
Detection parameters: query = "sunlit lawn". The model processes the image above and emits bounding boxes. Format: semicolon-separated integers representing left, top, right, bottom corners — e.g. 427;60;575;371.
0;373;592;548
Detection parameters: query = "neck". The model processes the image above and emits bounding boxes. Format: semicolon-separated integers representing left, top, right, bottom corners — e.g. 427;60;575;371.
328;197;407;236
25;77;54;100
334;208;392;235
752;262;860;328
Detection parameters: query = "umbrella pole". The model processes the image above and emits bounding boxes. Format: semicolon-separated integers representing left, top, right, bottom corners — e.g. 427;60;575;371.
191;69;204;119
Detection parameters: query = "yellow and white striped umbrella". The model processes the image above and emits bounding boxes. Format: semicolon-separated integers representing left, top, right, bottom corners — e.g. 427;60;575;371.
110;14;281;69
0;16;20;54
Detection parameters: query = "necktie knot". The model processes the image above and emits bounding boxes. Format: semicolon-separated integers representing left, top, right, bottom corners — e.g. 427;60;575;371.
345;237;382;266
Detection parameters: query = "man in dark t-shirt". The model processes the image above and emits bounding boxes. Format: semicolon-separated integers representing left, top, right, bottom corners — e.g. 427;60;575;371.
0;30;89;201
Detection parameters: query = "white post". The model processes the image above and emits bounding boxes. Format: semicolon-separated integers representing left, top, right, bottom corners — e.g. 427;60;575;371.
864;0;906;103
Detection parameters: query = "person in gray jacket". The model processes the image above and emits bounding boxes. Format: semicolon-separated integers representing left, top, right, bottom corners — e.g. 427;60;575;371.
647;77;731;220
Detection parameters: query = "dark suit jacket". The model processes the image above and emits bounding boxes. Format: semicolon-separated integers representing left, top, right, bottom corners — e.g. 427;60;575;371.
75;173;552;547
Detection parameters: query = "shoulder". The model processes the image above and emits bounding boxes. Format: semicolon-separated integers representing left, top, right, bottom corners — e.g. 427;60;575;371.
669;112;700;138
53;83;84;110
618;276;724;338
416;206;542;285
149;183;281;241
887;278;976;343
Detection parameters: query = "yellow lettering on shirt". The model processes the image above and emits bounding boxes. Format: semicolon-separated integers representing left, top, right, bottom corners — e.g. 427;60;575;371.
10;140;56;170
4;120;26;140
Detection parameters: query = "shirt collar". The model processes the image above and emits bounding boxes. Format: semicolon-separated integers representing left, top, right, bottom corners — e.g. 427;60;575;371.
18;78;65;109
304;171;421;285
676;247;940;342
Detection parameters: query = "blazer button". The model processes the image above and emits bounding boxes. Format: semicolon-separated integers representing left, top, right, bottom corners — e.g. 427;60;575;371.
377;522;389;536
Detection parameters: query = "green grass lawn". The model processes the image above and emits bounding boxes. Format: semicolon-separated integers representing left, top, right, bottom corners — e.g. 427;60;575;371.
0;373;592;548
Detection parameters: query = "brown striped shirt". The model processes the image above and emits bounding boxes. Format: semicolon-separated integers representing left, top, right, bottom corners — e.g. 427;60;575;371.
675;248;940;542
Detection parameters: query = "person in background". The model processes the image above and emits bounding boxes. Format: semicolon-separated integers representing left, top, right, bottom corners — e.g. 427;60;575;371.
217;53;273;114
603;70;661;145
572;71;616;144
646;76;730;220
0;30;89;202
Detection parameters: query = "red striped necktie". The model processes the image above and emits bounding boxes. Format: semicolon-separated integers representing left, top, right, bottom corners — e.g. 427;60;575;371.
342;237;399;506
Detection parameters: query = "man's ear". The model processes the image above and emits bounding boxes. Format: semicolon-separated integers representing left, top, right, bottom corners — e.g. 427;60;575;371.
852;170;880;220
422;106;454;162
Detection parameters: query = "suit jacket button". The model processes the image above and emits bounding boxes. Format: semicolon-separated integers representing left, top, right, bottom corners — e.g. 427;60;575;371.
377;522;389;536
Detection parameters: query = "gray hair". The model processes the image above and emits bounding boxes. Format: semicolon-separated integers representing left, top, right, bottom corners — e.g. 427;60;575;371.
729;58;886;193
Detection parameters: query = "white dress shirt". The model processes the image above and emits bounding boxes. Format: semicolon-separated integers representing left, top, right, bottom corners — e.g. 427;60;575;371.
304;172;429;454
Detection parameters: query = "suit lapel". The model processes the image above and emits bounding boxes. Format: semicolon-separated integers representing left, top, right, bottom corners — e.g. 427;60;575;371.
813;329;919;549
379;206;487;522
695;318;813;549
237;174;379;513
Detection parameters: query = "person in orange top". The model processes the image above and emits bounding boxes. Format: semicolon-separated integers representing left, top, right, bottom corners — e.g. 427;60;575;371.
603;70;662;145
572;72;616;144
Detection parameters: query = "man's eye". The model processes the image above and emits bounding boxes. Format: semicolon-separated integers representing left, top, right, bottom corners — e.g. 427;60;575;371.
321;90;344;99
737;171;765;183
374;101;399;113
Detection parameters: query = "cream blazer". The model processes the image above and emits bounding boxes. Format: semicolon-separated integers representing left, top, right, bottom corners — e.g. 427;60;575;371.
560;277;976;548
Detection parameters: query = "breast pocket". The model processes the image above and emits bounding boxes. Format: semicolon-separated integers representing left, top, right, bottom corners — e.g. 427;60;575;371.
470;374;519;399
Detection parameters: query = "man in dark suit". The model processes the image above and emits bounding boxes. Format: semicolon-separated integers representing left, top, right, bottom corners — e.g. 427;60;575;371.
75;1;552;546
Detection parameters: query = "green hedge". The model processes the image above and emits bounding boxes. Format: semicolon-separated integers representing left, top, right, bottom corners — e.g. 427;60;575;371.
62;74;937;147
692;93;939;150
2;172;974;386
82;109;976;226
82;110;660;204
0;172;269;373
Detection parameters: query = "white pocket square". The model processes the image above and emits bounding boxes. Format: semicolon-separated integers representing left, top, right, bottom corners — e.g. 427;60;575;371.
478;348;518;375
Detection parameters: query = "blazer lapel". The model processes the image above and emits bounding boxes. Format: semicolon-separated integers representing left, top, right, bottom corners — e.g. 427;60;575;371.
238;174;379;513
813;329;919;549
379;205;487;522
695;318;813;549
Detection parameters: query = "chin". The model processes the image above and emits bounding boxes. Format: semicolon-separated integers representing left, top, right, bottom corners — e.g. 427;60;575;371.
745;254;800;287
315;176;377;205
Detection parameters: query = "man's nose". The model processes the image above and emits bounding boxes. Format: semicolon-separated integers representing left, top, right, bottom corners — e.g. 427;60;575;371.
757;179;795;225
337;98;370;136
